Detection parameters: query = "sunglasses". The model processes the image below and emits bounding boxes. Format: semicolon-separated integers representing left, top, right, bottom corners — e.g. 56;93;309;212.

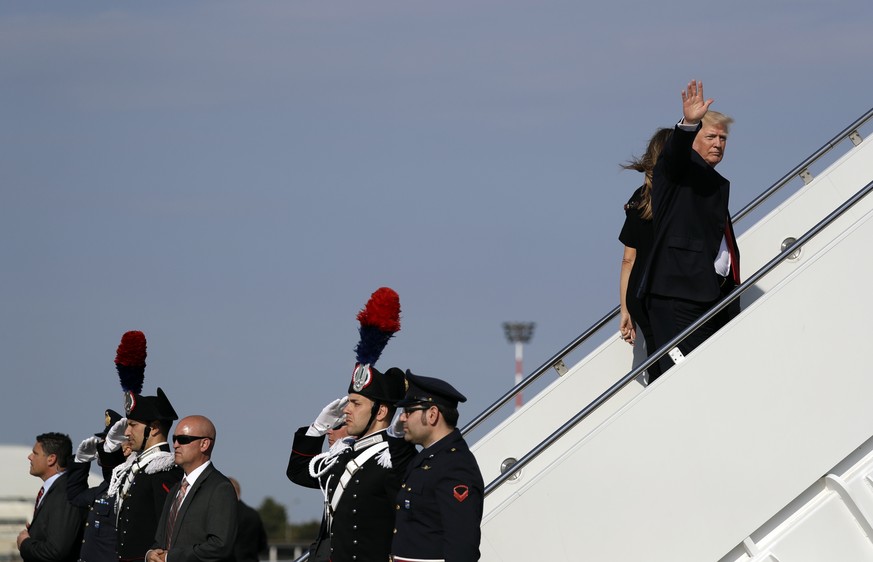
172;435;208;445
402;405;432;415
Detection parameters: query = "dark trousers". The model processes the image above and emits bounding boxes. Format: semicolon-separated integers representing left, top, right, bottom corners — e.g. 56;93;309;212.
626;287;662;382
645;278;739;382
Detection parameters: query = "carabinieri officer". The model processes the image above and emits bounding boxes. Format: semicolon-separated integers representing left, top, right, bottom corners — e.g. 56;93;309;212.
390;371;484;562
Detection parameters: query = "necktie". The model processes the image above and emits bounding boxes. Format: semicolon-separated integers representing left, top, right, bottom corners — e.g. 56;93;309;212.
32;486;44;522
724;219;740;284
165;477;189;549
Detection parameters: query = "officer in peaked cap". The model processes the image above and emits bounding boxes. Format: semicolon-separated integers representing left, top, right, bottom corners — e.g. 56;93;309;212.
391;371;485;562
113;388;182;562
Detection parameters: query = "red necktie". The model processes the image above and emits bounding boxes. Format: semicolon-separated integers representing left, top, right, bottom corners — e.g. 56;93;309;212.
165;478;189;549
32;486;44;519
724;219;740;284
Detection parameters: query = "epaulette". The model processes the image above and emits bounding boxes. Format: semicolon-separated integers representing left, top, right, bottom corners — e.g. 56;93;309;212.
141;451;177;474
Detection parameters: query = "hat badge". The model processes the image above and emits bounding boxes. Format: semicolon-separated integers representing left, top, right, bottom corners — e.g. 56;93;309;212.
124;391;137;417
352;363;373;392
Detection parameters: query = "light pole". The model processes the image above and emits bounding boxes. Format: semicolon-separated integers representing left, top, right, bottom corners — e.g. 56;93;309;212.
503;322;535;411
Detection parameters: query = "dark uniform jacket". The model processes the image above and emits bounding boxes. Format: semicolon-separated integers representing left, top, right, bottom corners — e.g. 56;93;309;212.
152;463;238;562
66;449;125;562
638;123;740;304
112;444;182;562
391;429;484;562
20;472;87;562
286;427;415;562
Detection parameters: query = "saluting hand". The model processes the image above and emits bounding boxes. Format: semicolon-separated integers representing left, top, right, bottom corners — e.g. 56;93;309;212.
681;80;713;125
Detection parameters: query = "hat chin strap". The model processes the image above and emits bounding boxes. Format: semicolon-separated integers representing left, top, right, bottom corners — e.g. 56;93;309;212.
138;424;150;453
350;402;381;438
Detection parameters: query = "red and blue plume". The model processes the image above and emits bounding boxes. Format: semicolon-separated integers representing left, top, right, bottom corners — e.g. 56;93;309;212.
115;331;146;394
355;287;401;366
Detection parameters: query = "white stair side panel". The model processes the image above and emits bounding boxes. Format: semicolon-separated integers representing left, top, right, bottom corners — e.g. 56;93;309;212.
738;134;873;299
480;204;873;561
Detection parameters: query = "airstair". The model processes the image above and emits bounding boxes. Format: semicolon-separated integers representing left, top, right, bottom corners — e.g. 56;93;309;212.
290;109;873;562
473;108;873;560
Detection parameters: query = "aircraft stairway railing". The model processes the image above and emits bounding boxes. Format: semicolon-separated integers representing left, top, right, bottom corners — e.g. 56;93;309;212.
483;176;873;498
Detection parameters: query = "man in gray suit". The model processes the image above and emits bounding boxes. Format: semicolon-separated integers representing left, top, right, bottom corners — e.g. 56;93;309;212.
146;416;238;562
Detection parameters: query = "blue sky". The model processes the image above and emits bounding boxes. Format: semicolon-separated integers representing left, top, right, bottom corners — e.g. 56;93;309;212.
2;1;871;522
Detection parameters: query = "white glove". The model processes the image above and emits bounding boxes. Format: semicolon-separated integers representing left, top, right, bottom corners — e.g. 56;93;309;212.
386;407;405;439
76;436;102;462
103;418;128;452
307;397;348;436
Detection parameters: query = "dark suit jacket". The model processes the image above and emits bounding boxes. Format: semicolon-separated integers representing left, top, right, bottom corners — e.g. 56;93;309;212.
233;501;267;562
19;472;86;562
153;463;238;562
639;123;740;303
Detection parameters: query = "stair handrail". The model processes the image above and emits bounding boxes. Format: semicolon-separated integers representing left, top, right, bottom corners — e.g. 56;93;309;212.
461;107;873;438
484;177;873;497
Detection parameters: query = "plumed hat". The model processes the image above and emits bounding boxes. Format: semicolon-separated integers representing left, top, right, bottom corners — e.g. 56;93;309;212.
348;287;405;404
115;331;146;395
349;366;407;404
125;387;178;423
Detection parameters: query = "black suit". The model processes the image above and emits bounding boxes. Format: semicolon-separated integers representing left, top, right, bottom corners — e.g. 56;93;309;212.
153;463;238;562
639;123;740;378
19;472;86;562
233;501;267;562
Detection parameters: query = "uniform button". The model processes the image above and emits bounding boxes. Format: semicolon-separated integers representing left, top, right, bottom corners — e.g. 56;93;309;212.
353;525;357;530
353;540;357;544
352;494;357;499
355;479;360;484
393;528;397;534
395;505;400;510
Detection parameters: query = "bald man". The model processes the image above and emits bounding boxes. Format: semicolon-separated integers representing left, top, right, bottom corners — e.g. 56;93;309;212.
147;416;238;562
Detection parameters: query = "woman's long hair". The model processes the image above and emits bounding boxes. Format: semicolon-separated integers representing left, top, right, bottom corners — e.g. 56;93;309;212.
621;127;672;221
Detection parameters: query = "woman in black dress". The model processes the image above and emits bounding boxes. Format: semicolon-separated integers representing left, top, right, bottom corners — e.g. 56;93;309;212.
618;127;671;382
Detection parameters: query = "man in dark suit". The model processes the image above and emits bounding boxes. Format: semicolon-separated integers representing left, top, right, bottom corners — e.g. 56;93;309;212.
228;478;268;562
17;432;86;562
639;80;741;380
147;415;238;562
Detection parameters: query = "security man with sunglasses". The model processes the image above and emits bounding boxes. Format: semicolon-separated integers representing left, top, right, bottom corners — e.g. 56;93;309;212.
147;415;238;562
390;371;484;562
